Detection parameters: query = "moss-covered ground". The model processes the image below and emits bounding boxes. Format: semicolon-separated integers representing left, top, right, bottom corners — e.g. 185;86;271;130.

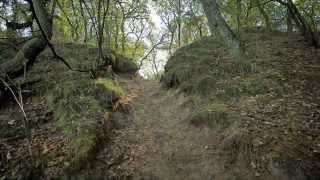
1;32;319;179
0;41;136;178
161;32;320;179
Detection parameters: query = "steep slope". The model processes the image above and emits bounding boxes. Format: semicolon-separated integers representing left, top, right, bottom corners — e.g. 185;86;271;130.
0;43;138;179
160;32;320;179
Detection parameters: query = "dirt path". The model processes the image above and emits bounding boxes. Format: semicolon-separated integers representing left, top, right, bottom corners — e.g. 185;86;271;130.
114;77;222;180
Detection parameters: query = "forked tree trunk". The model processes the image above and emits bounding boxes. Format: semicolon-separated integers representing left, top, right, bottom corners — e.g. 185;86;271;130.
199;0;241;57
0;0;52;79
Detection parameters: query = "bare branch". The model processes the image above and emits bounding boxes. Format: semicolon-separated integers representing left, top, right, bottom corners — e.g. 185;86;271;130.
138;34;166;70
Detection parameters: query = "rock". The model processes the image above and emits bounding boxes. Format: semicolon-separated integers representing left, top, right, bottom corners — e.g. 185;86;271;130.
112;54;138;74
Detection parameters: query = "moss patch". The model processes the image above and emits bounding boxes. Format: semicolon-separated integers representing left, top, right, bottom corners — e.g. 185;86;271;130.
46;76;121;170
95;78;125;97
161;37;258;96
190;102;239;130
222;76;270;98
67;134;97;169
161;33;320;178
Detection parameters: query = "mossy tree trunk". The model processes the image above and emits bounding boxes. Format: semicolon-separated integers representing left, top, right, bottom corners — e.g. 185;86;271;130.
0;0;52;79
199;0;241;57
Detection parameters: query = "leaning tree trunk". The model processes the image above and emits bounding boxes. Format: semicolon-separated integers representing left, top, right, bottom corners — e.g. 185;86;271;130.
275;0;318;47
287;6;293;32
0;0;52;80
287;0;318;47
199;0;241;57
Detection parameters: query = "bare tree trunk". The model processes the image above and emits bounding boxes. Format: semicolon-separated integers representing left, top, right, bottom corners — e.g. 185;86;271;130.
114;14;120;51
121;19;126;53
97;0;103;66
169;30;176;56
177;0;182;47
79;0;88;43
287;0;318;47
236;0;241;33
287;6;293;32
199;0;241;57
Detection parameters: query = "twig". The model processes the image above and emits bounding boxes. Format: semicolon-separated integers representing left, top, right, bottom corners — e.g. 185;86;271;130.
0;77;33;161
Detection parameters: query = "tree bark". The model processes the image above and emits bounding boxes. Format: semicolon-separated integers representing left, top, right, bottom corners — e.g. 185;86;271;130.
287;0;318;47
199;0;241;57
287;6;293;32
275;0;318;47
236;0;241;33
177;0;182;47
0;0;52;79
79;0;88;43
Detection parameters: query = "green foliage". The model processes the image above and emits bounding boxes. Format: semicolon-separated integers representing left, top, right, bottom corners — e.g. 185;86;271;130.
118;41;145;61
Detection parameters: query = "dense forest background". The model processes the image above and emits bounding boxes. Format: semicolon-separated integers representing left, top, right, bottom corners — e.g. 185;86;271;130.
0;0;319;78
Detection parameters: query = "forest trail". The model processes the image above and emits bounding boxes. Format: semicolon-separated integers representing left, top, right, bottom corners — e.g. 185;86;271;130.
113;77;222;179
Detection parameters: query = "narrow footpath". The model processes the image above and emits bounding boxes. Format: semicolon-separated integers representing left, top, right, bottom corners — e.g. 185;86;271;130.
112;77;222;180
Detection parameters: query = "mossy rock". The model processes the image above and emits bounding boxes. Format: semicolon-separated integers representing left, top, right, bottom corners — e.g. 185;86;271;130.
190;102;239;130
112;54;138;74
46;77;123;170
67;133;98;170
161;36;257;96
94;78;125;109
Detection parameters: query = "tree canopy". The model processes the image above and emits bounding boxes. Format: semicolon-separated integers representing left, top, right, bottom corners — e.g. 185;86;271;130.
0;0;319;77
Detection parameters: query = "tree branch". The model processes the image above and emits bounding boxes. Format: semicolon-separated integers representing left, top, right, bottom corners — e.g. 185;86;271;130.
138;34;166;70
30;0;94;74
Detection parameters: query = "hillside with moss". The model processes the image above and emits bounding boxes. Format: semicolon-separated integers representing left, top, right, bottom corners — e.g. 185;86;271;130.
1;31;320;180
160;32;320;179
0;42;138;178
